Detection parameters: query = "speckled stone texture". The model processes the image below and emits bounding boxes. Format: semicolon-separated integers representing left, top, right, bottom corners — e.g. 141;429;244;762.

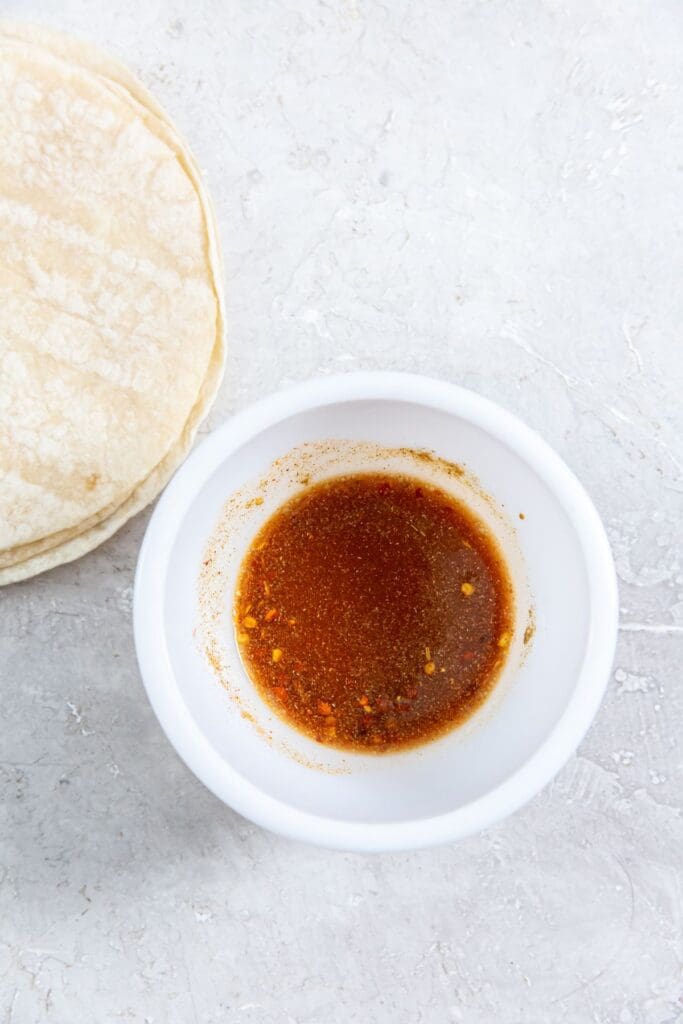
1;2;682;1022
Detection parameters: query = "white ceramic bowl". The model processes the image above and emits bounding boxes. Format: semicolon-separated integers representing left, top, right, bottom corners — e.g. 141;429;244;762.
134;373;618;851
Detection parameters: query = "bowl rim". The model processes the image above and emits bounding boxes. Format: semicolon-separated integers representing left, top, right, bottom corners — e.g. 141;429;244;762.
133;371;618;851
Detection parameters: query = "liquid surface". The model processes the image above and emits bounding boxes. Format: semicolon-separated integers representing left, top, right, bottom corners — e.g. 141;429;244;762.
234;473;514;752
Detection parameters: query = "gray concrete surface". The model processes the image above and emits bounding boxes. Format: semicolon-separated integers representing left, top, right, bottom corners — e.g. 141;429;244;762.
1;1;682;1021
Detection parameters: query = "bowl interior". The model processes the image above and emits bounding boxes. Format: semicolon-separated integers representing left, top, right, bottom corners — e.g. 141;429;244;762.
161;396;590;825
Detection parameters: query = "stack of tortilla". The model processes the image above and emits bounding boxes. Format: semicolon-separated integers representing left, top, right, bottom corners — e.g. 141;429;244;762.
0;22;226;585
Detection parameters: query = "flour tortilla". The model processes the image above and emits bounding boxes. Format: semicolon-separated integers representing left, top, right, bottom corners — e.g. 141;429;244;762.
0;23;226;584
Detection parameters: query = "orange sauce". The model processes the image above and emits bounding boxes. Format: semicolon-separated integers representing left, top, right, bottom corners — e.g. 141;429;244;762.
235;473;513;752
